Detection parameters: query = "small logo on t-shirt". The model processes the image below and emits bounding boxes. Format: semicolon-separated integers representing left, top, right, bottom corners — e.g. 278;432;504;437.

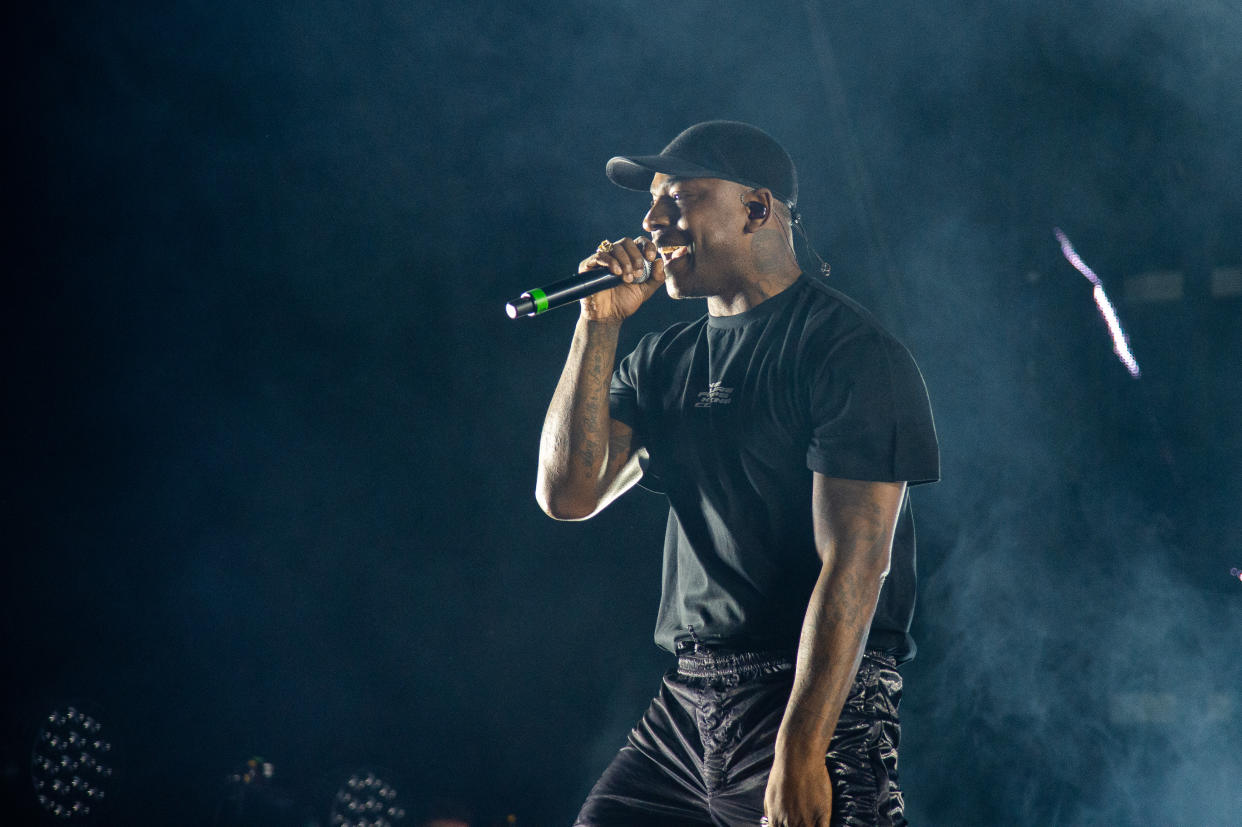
695;381;734;408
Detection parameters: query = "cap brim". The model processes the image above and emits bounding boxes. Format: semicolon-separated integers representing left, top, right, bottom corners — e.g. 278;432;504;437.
605;154;733;192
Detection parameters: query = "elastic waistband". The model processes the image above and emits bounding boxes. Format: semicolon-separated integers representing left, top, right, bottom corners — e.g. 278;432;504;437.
674;647;898;679
675;646;795;679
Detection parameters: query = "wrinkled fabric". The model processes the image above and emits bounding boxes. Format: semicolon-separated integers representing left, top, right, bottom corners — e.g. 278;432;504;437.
576;650;907;827
609;275;940;661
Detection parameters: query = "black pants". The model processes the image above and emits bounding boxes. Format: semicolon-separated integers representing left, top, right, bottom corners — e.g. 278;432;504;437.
575;649;906;827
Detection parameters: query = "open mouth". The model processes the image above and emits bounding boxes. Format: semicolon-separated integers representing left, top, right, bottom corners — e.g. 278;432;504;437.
659;244;691;263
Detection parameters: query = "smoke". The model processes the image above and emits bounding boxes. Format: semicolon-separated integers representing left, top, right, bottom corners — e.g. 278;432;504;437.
906;480;1241;825
10;0;1240;822
855;4;1242;819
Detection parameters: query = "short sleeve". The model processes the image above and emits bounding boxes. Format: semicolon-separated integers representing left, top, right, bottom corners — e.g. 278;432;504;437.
609;333;667;492
805;332;939;485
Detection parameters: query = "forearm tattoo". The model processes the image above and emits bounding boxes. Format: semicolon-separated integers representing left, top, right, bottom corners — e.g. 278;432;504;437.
575;330;611;470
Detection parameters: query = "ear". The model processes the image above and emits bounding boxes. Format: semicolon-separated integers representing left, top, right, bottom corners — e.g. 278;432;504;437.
741;188;775;232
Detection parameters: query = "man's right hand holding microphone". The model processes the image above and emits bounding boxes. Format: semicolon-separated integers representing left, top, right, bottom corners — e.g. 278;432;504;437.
575;237;665;323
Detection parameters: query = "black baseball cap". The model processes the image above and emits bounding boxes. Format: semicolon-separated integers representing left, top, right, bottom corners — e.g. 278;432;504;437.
606;120;798;209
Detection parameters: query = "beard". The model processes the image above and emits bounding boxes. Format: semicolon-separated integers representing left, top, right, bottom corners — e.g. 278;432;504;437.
661;252;711;300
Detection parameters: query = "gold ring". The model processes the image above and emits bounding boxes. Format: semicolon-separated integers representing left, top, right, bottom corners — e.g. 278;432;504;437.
597;239;614;253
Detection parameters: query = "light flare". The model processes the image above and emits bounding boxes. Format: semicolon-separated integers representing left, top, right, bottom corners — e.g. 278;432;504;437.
1054;228;1142;378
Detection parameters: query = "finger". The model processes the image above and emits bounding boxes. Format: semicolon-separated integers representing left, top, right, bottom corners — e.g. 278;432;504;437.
598;237;640;276
579;252;623;276
635;238;665;282
630;257;665;299
636;236;658;260
613;238;645;279
645;254;665;285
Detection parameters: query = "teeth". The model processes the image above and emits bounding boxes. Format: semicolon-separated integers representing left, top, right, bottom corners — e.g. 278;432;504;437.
660;245;689;259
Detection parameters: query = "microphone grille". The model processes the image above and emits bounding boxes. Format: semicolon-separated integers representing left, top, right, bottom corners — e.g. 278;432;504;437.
633;258;654;284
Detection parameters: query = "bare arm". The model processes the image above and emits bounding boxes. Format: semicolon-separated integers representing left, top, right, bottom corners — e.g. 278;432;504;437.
535;237;664;520
764;474;908;824
536;317;642;520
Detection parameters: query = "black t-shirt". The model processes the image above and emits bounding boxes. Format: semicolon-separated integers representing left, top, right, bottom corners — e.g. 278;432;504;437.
609;274;939;662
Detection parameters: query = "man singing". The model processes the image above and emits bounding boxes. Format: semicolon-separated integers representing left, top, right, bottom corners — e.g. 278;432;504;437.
535;121;939;826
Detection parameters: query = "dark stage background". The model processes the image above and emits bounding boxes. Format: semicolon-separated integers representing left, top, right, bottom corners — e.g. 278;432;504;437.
5;2;1241;824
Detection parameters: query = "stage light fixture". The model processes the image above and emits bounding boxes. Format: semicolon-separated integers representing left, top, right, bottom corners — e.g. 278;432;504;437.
329;769;406;827
227;756;276;787
30;705;117;821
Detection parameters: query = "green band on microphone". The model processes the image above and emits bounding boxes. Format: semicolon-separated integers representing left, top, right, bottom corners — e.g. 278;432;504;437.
529;288;549;314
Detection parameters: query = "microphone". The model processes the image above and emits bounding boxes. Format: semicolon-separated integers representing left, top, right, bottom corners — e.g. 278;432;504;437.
505;260;654;319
